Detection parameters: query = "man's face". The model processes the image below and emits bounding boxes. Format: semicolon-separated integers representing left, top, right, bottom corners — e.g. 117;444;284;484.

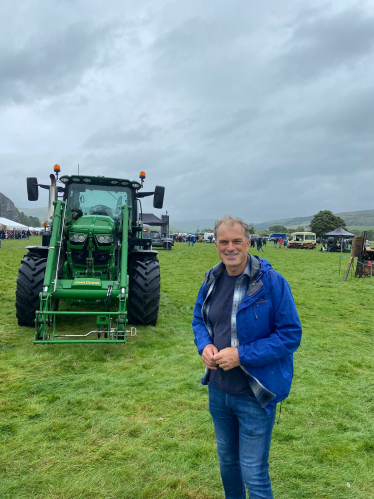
215;222;250;276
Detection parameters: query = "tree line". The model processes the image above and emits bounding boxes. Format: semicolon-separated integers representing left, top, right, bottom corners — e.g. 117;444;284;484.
251;210;372;239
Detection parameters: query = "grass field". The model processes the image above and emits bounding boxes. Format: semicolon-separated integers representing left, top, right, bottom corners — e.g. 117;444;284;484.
0;239;373;499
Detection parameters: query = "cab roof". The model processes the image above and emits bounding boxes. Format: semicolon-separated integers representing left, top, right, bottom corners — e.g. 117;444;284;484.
59;175;141;189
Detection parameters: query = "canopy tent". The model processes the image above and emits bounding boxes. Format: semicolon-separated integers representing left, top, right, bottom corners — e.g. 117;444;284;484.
321;227;356;253
140;213;167;226
0;217;28;230
321;227;356;238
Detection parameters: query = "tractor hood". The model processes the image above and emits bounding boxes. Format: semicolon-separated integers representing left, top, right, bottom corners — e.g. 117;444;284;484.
70;215;114;234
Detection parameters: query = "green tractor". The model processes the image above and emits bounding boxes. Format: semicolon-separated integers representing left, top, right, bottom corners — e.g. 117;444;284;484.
15;165;165;344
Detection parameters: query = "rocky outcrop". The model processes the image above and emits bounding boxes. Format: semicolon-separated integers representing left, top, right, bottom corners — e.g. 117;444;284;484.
0;192;40;226
0;192;19;221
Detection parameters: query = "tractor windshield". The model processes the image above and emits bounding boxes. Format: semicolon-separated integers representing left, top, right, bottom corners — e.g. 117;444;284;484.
67;183;132;219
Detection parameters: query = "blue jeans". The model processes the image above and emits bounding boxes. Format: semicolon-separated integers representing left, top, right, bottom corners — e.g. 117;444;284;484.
208;383;276;499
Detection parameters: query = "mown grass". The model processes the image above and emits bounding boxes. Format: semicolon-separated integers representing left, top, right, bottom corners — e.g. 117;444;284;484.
0;239;374;498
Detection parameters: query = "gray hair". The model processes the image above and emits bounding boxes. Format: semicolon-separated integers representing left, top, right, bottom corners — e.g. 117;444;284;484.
214;215;250;240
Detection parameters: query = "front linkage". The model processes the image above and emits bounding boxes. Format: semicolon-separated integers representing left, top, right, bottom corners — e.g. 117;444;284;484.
34;201;134;343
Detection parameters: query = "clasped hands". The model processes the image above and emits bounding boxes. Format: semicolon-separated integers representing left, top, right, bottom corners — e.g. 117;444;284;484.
202;344;240;371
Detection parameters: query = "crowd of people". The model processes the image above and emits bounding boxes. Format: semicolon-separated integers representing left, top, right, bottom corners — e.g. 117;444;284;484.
249;236;289;252
0;229;34;240
171;234;209;244
0;229;47;240
170;233;294;251
319;238;353;252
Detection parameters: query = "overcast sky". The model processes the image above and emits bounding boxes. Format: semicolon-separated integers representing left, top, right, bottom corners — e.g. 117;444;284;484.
1;0;374;224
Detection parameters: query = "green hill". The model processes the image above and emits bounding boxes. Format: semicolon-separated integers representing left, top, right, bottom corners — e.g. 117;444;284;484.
253;216;313;231
18;207;49;224
253;209;374;231
333;209;374;227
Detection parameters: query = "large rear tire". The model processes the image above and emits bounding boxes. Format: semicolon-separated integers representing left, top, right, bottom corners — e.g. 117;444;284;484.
128;255;160;326
15;253;47;327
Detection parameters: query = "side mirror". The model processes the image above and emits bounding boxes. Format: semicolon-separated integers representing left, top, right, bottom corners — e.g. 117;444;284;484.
27;177;39;201
153;186;165;209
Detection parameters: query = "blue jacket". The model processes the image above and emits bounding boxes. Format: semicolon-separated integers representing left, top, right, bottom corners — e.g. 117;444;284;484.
192;254;302;413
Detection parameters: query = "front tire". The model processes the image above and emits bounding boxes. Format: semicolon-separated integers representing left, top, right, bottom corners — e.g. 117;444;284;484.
128;255;161;326
16;253;47;327
163;242;171;250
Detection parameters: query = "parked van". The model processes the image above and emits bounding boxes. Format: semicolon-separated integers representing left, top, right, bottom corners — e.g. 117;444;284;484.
204;232;215;243
288;232;316;249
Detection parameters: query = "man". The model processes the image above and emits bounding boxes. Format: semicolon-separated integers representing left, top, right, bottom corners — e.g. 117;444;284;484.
192;215;302;499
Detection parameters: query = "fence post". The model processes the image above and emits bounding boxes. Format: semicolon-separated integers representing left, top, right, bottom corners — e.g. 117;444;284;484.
368;261;373;283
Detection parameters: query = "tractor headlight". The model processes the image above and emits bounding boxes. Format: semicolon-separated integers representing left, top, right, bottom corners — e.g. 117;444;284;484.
96;234;112;244
70;233;87;243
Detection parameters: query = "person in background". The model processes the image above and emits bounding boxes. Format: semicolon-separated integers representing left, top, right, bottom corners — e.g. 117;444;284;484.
257;236;264;252
278;237;283;249
283;236;288;249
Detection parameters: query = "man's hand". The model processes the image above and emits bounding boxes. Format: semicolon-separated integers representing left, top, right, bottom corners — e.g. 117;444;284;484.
213;348;240;371
202;344;219;370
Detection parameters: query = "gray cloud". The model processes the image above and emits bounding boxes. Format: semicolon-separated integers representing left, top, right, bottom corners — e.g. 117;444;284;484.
1;0;374;225
0;22;118;104
280;7;374;80
83;123;163;149
204;107;259;140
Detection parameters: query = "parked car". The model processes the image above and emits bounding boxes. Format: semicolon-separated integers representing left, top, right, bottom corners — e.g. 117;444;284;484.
151;231;174;250
288;232;316;249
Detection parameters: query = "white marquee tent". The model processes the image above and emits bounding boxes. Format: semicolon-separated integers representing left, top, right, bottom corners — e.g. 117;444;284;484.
0;217;28;230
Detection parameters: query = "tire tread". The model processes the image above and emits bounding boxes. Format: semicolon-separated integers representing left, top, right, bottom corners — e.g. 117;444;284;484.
128;255;160;326
15;253;47;327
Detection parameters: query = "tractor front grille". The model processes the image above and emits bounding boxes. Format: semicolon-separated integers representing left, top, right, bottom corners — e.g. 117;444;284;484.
71;249;86;264
94;250;111;265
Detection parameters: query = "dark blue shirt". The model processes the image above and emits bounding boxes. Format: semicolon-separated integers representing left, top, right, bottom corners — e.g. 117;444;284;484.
209;270;253;397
